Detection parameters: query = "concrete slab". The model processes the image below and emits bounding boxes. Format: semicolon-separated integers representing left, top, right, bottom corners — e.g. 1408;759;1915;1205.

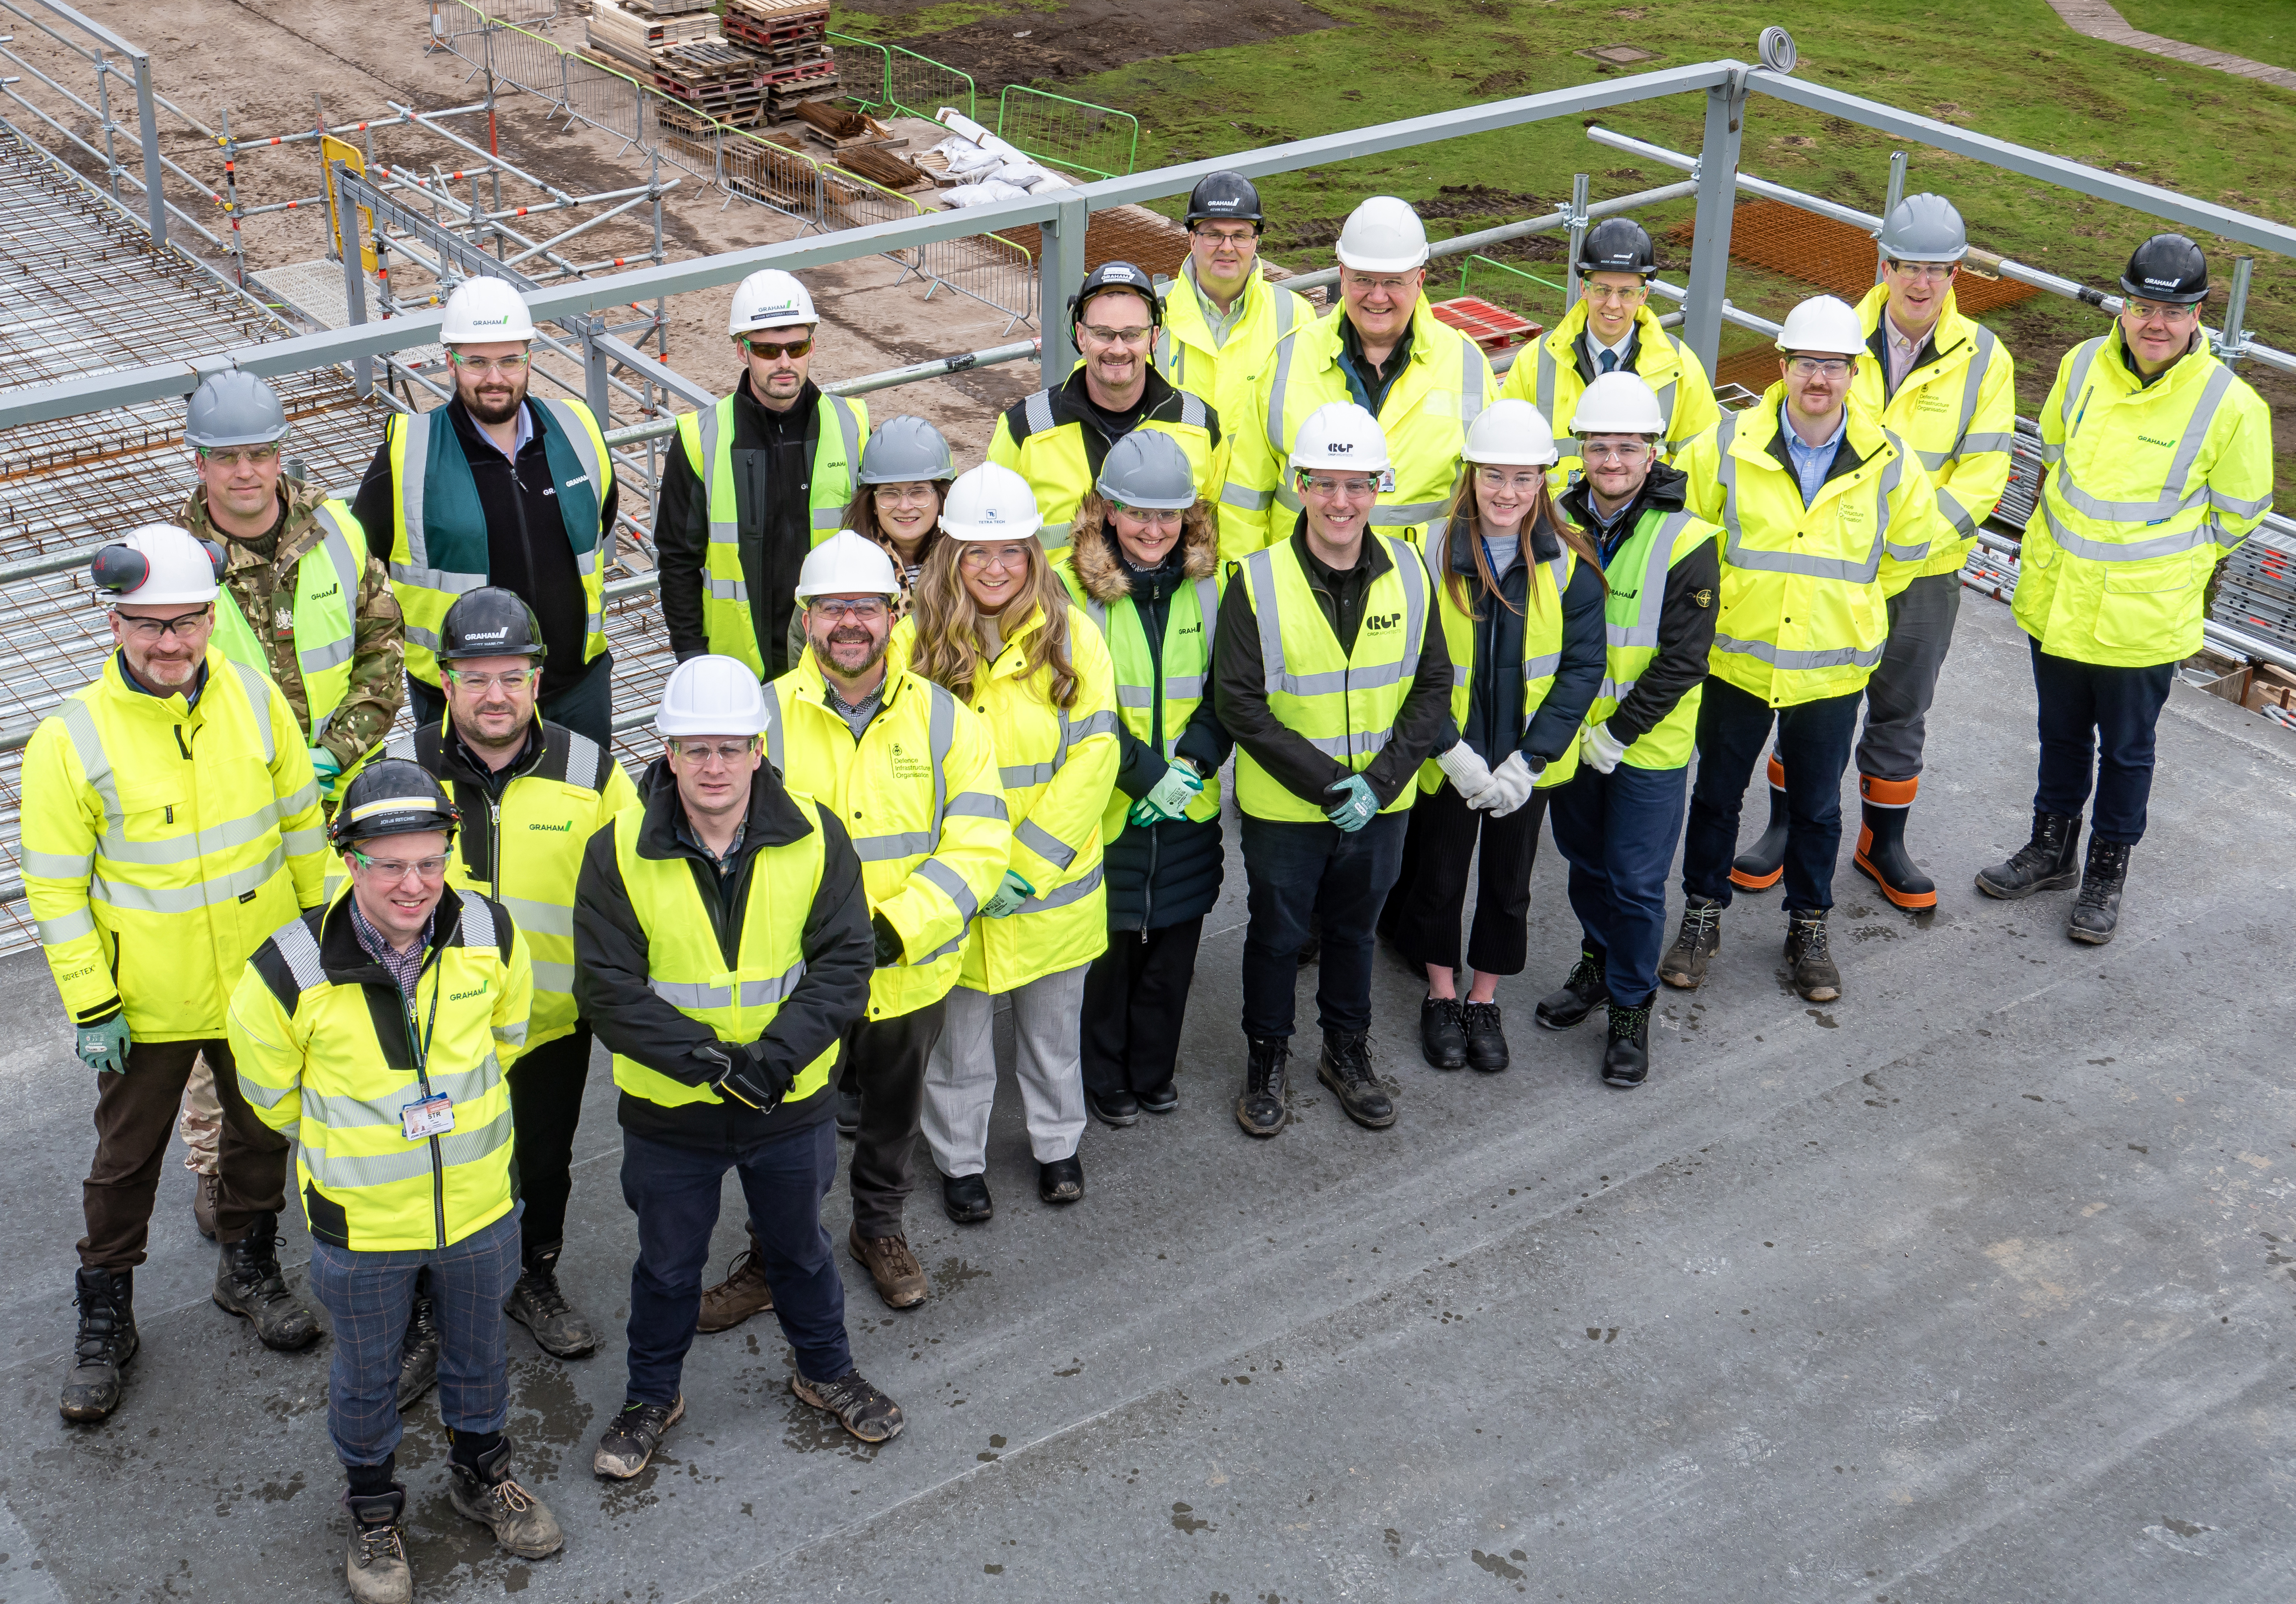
0;592;2292;1602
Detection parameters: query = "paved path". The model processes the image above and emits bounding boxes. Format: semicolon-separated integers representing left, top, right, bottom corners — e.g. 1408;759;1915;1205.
2043;0;2296;91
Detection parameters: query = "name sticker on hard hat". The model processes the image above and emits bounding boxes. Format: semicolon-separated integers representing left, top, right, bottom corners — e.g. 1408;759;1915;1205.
401;1092;455;1141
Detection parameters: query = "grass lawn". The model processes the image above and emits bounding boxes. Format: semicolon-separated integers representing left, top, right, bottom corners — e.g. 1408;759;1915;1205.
2116;0;2296;74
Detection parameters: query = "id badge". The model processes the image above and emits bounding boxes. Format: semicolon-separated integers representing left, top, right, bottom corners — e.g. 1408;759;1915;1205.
401;1093;455;1141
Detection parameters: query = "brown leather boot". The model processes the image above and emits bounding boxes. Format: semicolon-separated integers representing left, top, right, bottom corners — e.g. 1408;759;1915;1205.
696;1230;773;1334
847;1225;928;1309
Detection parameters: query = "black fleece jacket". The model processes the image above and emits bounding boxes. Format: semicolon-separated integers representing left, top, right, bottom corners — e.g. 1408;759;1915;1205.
572;755;871;1151
1432;510;1607;770
1559;462;1720;746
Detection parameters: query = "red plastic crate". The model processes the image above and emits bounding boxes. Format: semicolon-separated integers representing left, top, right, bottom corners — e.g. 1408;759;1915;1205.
1430;296;1542;354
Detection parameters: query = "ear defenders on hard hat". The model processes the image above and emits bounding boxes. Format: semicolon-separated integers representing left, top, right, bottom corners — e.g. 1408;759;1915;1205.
90;539;227;596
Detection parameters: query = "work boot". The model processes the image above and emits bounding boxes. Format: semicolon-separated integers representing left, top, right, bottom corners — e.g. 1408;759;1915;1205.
1730;753;1789;890
1853;775;1937;910
848;1224;928;1309
1038;1155;1084;1205
1086;1086;1140;1127
1784;910;1841;1003
213;1212;321;1351
1602;1004;1651;1089
1235;1035;1288;1138
1419;995;1466;1070
342;1487;412;1604
1459;1000;1509;1073
59;1266;137;1423
697;1231;774;1332
1974;810;2081;900
1137;1081;1179;1115
1317;1030;1396;1129
836;1076;861;1138
791;1369;905;1443
941;1173;993;1224
396;1296;440;1408
1535;949;1608;1030
593;1395;684;1479
448;1438;564;1558
1658;897;1722;990
2067;838;2131;945
504;1241;598;1359
191;1172;219;1241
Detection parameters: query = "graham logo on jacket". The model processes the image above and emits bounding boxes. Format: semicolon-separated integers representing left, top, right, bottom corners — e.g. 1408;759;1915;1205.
2137;435;2178;449
889;739;929;780
449;984;488;1000
309;583;341;601
528;820;573;833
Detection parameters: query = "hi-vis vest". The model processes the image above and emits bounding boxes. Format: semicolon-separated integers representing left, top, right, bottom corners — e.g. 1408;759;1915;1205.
386;398;613;688
1415;523;1579;793
1157;265;1310;499
1059;561;1225;841
1234;534;1429;822
2015;333;2273;668
987;381;1221;552
210;498;367;749
1499;299;1720;459
1586;507;1718;770
675;390;865;677
605;795;838;1111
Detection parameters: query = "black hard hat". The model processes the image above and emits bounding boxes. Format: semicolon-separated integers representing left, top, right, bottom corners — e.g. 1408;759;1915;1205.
1578;217;1656;278
439;586;547;661
2119;232;2209;305
1068;260;1161;329
1184;170;1263;230
330;759;461;849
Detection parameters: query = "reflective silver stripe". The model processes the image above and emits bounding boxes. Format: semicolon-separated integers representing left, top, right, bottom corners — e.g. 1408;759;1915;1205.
499;897;573;939
913;856;979;924
537;398;609;525
1163;673;1207;700
1272;280;1297;341
495;1021;528;1048
760;689;785;776
1154;326;1178;381
272;915;328;994
1459;333;1487;434
1934;486;1977;539
228;661;278;765
1000;761;1055;789
1608;511;1696;650
1656;336;1687;443
527;960;573;996
1016;859;1103;913
1222;481;1273;511
1302;727;1392;758
925;679;953;852
827;392;862;491
1368;500;1446;527
811;506;844;530
854;830;934;861
648;960;807;1011
705;574;749;602
279;778;320;817
1944;326;1995;462
309;1060;500;1132
1535;336;1557;415
1178;392;1208;430
384;734;416;762
1874;438;1928;565
1958;431;2018;455
1719;417;1898;583
38;908;96;944
1065;708;1120;742
1712;632;1884;671
304;1108;513;1191
1914;448;1953;471
281;825;327;859
1013;817;1078;871
1246;547;1298;694
2062;338;2101;439
1116;684;1156;709
698;398;737;551
23;849;92;879
1263;318;1298;452
90;844;285;913
1023;389;1055;439
1275;480;1303;515
2052;354;2233;524
2041;499;2219;563
1521;652;1561;681
94;801;281;867
1594;675;1639;703
944;791;1008;821
298;505;364;677
388;561;488;595
2208;486;2272;518
396;412;431;572
457;891;499;952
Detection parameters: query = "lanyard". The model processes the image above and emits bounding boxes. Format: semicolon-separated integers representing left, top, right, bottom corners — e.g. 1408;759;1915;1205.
402;950;444;1087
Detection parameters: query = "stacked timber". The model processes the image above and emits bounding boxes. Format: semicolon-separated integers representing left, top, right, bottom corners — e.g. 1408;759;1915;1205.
585;0;768;130
723;0;840;117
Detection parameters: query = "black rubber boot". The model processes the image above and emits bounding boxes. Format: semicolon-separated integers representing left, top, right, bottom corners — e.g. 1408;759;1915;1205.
213;1211;321;1351
1784;910;1841;1003
1975;810;2081;900
1235;1035;1288;1138
1419;995;1466;1069
1602;1005;1651;1088
2067;838;2130;944
60;1266;137;1423
1852;775;1937;910
1658;897;1722;990
1317;1030;1396;1129
1730;752;1789;891
1535;949;1608;1030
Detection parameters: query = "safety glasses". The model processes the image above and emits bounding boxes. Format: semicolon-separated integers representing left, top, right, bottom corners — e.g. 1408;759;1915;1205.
743;336;813;360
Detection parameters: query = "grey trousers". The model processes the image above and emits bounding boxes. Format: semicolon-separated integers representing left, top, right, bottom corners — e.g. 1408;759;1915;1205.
922;964;1090;1175
1855;570;1964;782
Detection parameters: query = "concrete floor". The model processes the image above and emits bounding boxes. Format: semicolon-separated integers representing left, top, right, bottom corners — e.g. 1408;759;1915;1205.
1;594;2292;1603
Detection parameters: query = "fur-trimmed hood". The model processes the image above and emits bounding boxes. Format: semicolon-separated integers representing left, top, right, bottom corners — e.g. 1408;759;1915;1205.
1066;500;1219;605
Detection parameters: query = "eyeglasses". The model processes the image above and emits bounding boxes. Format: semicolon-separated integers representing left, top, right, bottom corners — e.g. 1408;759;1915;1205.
449;353;530;375
1576;442;1652;464
352;851;449;882
958;544;1031;571
444;667;535;693
1474;467;1549;492
115;606;212;641
1192;226;1257;246
1079;324;1153;348
807;596;889;621
1886;261;1956;282
1111;504;1186;526
742;335;813;360
1341;272;1420;296
873;484;939;508
2126;299;2201;325
1298;473;1378;499
198;444;281;469
1584;284;1648;306
668;739;758;766
1786;356;1855;377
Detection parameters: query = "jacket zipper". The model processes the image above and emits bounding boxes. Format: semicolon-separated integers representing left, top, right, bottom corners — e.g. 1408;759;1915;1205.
488;799;503;898
395;956;448;1250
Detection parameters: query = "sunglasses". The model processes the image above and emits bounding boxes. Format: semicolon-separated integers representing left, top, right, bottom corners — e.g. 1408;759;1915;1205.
743;336;813;360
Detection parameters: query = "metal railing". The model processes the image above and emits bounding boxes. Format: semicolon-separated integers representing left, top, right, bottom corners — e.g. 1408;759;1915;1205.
886;42;974;124
0;0;178;247
996;84;1137;179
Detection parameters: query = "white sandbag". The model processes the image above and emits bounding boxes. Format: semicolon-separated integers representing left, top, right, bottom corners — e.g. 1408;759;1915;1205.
992;160;1052;188
942;143;1004;176
940;178;1030;208
1024;171;1074;192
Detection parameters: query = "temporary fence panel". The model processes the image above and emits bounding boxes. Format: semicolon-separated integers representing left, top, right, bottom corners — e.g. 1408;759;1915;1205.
996;85;1138;180
885;43;974;124
826;32;891;114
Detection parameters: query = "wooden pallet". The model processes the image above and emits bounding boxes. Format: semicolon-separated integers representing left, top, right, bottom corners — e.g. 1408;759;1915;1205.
722;13;828;52
588;0;720;52
723;0;830;22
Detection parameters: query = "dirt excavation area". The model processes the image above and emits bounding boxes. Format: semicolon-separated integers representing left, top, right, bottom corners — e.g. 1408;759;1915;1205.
829;0;1339;88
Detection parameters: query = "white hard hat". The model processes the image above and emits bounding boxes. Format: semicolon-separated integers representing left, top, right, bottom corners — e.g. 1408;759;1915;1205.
729;269;817;335
1334;196;1430;274
440;276;536;344
92;524;222;607
939;461;1043;543
1774;294;1866;357
1570;371;1668;437
1460;397;1559;467
1290;401;1392;475
655;654;772;738
794;530;900;601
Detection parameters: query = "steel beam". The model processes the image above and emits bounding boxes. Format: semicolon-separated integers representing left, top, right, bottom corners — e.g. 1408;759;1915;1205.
128;52;162;249
1037;189;1089;385
1680;74;1747;373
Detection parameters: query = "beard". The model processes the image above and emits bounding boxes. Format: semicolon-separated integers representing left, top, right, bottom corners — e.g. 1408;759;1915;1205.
464;379;527;426
818;628;888;677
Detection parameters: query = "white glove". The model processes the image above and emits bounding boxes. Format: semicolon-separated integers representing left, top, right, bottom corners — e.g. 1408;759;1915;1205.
1580;721;1628;775
1434;741;1495;804
1482;751;1538;818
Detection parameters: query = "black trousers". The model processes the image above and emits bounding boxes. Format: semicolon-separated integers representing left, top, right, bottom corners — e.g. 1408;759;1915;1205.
83;1038;287;1268
408;650;615;748
506;1026;591;1263
2028;637;2175;845
1081;915;1204;1098
1383;779;1548;976
835;999;944;1239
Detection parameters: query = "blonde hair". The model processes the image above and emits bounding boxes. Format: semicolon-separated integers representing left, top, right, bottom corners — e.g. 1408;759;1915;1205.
908;533;1081;710
1439;469;1605;620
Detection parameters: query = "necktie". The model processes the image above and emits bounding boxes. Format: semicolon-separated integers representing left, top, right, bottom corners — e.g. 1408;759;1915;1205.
1599;349;1619;375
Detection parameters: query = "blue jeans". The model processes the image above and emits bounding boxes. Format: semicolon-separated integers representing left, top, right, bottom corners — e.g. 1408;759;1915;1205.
620;1122;850;1404
307;1207;522;1472
1547;761;1689;1008
1682;677;1862;914
1239;809;1408;1039
2028;637;2175;845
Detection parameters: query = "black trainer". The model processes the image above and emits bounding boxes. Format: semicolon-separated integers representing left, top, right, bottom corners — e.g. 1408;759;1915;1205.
213;1211;321;1351
593;1395;684;1479
1603;1004;1651;1088
1975;810;2081;900
504;1242;598;1359
1317;1030;1396;1129
1459;1000;1509;1073
1236;1035;1288;1138
2067;838;2130;944
396;1296;440;1409
1535;950;1608;1030
1419;995;1466;1069
792;1370;904;1443
59;1266;137;1423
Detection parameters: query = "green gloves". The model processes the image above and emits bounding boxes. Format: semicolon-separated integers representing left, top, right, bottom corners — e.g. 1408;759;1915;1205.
982;870;1036;919
76;1014;130;1076
1128;758;1204;828
1323;773;1379;834
308;747;343;784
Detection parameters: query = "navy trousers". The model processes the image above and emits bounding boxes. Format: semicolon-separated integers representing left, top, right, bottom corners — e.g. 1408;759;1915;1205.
1547;760;1689;1009
1682;677;1862;914
1239;810;1408;1039
2028;637;2175;845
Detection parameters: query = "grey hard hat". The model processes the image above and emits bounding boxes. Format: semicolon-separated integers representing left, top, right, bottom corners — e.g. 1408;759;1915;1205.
185;370;290;450
856;415;955;485
1096;429;1196;511
1877;193;1967;265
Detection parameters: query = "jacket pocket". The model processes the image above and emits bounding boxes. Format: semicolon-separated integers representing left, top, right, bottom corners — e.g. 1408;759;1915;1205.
2093;564;2196;651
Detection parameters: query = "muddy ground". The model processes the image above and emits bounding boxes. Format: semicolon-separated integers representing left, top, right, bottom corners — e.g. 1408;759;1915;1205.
833;0;1338;93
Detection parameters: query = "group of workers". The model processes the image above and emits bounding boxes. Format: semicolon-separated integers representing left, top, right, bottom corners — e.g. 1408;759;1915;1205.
21;161;2270;1601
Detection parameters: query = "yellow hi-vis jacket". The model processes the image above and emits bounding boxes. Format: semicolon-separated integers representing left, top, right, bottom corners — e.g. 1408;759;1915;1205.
378;718;637;1051
673;388;867;677
1499;299;1720;459
22;649;327;1039
1677;392;1946;707
1157;263;1314;486
1584;503;1722;770
2017;330;2274;667
762;653;1011;1020
229;884;531;1252
1224;298;1500;559
1416;519;1581;793
1233;532;1432;821
1851;283;2019;577
986;366;1223;553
